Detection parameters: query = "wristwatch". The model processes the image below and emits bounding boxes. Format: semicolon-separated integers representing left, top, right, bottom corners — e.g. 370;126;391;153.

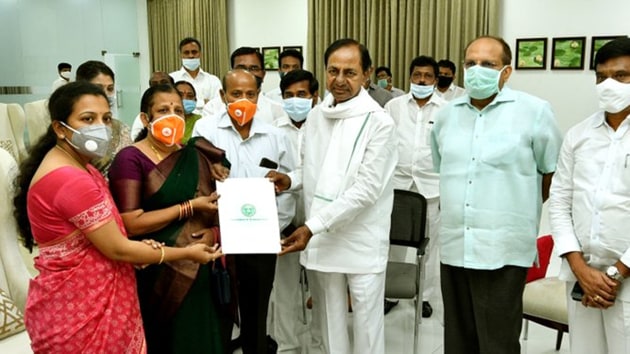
606;265;625;282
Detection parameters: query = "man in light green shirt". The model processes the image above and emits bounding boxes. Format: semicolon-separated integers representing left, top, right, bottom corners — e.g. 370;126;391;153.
430;35;563;354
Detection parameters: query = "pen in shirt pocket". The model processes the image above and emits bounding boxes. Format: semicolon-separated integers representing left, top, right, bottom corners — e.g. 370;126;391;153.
625;153;629;168
426;121;434;144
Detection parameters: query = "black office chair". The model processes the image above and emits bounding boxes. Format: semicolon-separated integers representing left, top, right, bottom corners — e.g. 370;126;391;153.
385;189;429;353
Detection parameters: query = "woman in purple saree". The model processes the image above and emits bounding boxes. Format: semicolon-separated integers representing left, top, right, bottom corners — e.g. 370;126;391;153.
109;84;234;354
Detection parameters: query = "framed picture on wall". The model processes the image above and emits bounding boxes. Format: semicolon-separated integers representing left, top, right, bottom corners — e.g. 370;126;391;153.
282;46;303;53
262;46;281;70
551;37;586;70
590;35;627;70
515;38;547;70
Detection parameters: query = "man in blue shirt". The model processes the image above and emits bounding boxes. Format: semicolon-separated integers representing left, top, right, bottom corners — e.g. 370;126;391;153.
430;35;563;354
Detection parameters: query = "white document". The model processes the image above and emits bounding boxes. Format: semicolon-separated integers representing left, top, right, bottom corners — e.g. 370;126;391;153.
216;177;281;254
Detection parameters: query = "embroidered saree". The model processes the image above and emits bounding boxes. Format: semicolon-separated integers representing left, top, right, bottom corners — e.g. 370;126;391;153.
26;165;145;354
109;137;233;354
92;118;132;177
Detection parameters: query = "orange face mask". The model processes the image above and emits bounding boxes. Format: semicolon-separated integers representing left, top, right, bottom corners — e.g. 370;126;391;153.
150;114;185;146
227;98;257;126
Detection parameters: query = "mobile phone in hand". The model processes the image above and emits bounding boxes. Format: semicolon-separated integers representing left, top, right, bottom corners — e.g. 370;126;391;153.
259;157;278;170
571;282;584;301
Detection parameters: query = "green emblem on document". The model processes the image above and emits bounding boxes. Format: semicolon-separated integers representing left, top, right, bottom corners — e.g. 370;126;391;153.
241;204;256;217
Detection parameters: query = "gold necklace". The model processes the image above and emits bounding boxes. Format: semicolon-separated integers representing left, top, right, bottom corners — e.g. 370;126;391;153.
149;144;163;161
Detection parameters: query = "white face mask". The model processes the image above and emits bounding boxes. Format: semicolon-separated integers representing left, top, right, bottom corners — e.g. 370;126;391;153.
410;83;435;99
182;58;200;71
596;78;630;114
60;71;71;80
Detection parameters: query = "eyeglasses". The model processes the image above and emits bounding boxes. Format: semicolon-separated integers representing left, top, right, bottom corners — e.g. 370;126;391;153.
235;65;263;73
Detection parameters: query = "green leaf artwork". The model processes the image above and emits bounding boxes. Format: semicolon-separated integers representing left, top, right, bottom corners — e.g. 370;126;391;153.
517;40;546;68
552;38;585;69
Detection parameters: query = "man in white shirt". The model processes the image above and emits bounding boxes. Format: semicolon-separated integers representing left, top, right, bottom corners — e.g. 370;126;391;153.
384;55;447;319
192;69;295;354
202;47;286;124
268;69;319;353
265;49;304;103
549;37;630;354
435;59;465;101
170;37;222;111
375;66;405;97
51;62;71;92
269;38;398;354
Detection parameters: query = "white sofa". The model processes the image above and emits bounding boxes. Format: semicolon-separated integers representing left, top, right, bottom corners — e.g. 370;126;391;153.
0;148;33;352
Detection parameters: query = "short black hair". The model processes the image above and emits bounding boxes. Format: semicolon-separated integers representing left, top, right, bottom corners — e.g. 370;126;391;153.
409;56;439;77
437;59;456;74
76;60;115;82
375;66;392;77
280;69;319;96
230;47;264;69
149;71;175;86
595;37;630;67
279;49;304;69
174;80;197;97
324;38;372;72
465;36;512;66
179;37;201;51
57;62;71;71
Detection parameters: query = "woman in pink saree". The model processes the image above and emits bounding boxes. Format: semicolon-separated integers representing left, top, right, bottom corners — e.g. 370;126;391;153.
12;81;221;354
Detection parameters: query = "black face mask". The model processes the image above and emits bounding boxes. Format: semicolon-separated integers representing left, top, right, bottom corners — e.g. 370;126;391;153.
437;75;454;88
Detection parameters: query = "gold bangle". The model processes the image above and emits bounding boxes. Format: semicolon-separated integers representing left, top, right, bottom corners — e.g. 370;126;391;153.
188;200;194;217
178;203;183;221
158;247;165;264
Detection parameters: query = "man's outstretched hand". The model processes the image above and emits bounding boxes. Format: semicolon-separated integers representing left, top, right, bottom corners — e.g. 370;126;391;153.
279;225;313;256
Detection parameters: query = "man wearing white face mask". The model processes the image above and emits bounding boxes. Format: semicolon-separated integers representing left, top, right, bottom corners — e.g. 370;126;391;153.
170;37;222;112
549;37;630;354
430;36;563;354
269;69;319;353
51;62;72;92
192;69;296;354
384;55;446;319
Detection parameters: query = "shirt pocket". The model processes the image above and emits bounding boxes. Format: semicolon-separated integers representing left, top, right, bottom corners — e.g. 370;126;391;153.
612;151;630;195
480;134;522;167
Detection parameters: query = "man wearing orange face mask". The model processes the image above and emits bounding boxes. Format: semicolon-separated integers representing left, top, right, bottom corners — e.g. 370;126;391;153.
192;69;296;354
202;47;287;125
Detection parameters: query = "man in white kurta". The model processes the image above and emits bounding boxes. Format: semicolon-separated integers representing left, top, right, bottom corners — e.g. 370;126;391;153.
384;55;447;318
268;69;319;353
549;37;630;354
270;39;398;354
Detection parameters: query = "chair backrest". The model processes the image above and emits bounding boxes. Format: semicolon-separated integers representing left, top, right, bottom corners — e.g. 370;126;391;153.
0;148;31;312
6;103;27;162
389;189;428;249
24;99;50;148
0;103;20;163
526;234;554;283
